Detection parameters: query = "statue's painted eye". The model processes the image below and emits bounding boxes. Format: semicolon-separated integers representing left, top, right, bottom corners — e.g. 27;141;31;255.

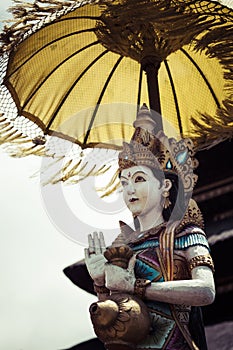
120;180;128;187
135;175;146;182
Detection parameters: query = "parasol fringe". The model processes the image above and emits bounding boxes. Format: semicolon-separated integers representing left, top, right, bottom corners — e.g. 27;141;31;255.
60;158;73;172
96;0;230;62
1;135;46;156
96;169;120;197
189;18;233;150
69;163;112;181
6;146;45;157
45;159;89;184
67;160;88;177
42;158;112;186
94;164;112;176
0;130;19;143
44;155;118;197
0;120;10;128
40;156;72;185
13;144;46;156
0;114;120;193
73;164;97;182
0;119;27;144
65;163;112;182
7;135;27;144
41;157;88;184
0;125;15;134
0;0;232;57
100;177;121;197
1;132;24;143
96;168;118;192
90;163;109;175
191;109;233;151
0;112;118;190
62;159;92;179
43;159;120;198
1;135;27;146
2;137;32;145
0;0;92;54
51;148;119;185
0;113;48;153
60;159;87;182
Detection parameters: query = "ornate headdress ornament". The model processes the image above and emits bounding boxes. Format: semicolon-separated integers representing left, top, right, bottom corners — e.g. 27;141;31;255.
118;104;198;196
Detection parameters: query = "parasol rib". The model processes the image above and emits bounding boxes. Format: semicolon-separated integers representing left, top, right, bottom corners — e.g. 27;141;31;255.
5;29;97;80
55;15;100;23
181;48;221;109
83;55;124;145
137;66;143;113
46;49;109;130
164;59;183;135
20;41;100;111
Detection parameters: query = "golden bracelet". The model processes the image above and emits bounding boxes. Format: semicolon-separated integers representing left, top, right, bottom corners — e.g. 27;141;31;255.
93;284;110;295
188;254;215;273
134;278;151;299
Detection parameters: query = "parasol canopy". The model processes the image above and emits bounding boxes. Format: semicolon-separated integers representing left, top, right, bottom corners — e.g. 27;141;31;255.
0;0;233;185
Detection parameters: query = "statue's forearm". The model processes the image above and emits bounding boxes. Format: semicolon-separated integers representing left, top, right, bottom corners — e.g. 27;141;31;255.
145;267;215;306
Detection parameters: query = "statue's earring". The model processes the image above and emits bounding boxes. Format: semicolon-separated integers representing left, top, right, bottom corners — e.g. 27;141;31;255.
162;191;171;209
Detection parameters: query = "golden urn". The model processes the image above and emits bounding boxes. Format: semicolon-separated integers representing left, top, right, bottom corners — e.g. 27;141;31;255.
89;293;151;350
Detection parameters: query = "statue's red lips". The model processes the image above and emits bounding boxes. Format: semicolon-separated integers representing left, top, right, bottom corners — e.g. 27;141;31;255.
129;198;139;203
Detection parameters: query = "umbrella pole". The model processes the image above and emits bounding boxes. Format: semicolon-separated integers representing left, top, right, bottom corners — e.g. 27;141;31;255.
142;60;163;132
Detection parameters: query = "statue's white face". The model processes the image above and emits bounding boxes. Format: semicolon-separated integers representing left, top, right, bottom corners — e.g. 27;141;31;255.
120;165;164;218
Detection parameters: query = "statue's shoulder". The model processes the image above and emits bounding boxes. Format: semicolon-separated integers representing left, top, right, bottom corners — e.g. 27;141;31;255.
174;198;209;251
174;224;209;251
176;198;204;234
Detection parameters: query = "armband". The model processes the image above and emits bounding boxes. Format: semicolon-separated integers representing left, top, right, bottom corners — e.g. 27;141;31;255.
188;254;215;273
134;279;151;299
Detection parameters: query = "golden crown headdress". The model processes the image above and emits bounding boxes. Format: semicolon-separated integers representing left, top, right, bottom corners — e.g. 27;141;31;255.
118;105;198;196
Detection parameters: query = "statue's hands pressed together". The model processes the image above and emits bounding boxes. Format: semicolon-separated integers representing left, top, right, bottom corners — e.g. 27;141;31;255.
84;232;107;287
105;255;137;294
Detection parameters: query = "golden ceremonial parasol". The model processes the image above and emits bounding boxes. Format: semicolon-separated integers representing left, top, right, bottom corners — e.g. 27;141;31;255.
0;0;233;186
